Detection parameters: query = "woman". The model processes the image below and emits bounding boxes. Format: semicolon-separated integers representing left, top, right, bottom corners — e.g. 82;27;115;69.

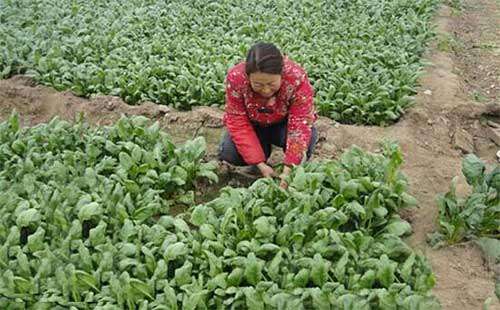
219;42;317;188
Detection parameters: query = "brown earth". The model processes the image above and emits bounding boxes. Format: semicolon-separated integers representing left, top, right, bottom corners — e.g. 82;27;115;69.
0;1;499;309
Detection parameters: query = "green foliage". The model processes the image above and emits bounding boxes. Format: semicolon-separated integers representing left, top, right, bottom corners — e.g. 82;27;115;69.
185;144;439;308
428;154;500;247
0;115;438;308
0;113;217;307
0;0;439;125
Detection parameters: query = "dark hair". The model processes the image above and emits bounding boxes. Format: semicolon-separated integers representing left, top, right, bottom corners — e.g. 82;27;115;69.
245;42;283;76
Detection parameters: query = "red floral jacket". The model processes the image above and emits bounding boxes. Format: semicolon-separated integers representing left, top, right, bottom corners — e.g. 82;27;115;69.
223;57;316;165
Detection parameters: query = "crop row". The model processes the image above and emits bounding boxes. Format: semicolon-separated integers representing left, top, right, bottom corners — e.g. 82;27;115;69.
0;0;439;125
0;114;438;308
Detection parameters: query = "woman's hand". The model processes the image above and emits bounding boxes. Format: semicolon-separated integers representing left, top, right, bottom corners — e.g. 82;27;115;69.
279;166;292;189
257;162;275;178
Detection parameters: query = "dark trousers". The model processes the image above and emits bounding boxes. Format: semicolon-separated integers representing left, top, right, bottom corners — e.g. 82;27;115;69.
218;121;318;166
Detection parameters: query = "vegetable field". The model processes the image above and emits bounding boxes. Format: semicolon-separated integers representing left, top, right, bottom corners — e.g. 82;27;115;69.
0;115;439;309
0;0;438;125
1;0;499;308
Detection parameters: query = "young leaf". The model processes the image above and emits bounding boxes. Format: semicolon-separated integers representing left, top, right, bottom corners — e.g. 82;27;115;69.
207;272;228;290
377;254;396;288
385;219;412;236
462;154;485;186
310;288;330;310
359;269;376;288
334;252;349;282
164;242;188;261
244;252;262;286
16;209;41;227
243;287;265;310
253;216;276;238
311;254;329;287
227;267;244;287
129;278;154;300
77;202;102;221
267;251;283;282
174;261;193;286
293;268;310;287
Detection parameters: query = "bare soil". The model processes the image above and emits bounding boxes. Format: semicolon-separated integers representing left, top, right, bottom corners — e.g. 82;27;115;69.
0;1;498;309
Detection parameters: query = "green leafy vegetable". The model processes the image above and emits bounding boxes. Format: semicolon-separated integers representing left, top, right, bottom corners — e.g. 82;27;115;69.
0;0;439;125
429;155;499;247
0;115;439;308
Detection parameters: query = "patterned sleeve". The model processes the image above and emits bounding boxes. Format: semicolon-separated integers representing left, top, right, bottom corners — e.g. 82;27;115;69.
223;71;266;165
284;74;315;166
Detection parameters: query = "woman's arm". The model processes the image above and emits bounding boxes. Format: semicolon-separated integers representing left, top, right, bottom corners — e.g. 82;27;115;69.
284;75;315;166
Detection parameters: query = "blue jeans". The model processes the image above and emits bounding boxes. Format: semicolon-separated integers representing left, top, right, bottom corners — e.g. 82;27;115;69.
218;121;318;166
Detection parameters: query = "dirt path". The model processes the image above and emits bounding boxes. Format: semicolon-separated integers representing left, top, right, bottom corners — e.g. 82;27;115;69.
0;2;498;309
